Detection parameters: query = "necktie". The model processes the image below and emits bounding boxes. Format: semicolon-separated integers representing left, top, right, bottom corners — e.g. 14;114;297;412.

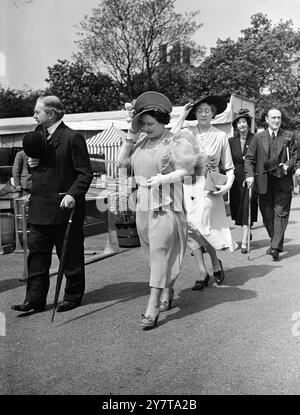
44;127;49;138
46;129;53;145
271;132;280;177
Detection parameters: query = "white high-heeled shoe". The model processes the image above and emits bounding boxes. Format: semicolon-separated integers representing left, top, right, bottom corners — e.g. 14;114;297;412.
159;287;174;312
140;309;160;330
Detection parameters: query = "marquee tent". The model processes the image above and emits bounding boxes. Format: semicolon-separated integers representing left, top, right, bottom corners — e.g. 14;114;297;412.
86;124;127;177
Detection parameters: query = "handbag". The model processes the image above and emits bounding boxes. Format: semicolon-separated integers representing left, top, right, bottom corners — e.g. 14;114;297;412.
204;170;227;191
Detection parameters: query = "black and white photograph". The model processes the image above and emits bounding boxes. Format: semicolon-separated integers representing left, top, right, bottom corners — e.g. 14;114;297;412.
1;0;300;401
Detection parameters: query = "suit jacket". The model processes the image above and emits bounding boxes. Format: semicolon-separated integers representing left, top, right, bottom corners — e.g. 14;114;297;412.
12;150;32;190
244;128;297;195
295;136;300;172
28;122;93;225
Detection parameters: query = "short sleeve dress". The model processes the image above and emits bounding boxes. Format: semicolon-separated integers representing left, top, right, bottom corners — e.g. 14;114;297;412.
182;125;238;252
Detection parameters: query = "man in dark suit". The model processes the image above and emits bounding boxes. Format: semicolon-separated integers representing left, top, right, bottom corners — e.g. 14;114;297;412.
12;95;93;313
295;136;300;187
244;108;297;261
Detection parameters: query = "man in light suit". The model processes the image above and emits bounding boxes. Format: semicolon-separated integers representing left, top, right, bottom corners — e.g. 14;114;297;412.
12;95;93;313
244;108;297;261
12;150;32;195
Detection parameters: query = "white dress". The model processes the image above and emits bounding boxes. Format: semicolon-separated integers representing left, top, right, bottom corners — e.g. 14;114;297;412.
182;125;238;252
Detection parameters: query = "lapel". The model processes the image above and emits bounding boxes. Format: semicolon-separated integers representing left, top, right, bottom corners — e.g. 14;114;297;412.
243;133;253;157
234;136;243;159
49;121;66;149
261;130;269;156
276;128;287;157
191;125;205;155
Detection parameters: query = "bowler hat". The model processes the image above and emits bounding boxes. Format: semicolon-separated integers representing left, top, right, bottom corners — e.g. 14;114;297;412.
23;130;48;159
263;158;279;173
232;108;252;129
185;95;227;121
131;91;172;131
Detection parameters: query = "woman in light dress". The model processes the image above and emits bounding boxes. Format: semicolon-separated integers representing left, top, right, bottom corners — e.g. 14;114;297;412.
172;95;237;290
117;91;200;330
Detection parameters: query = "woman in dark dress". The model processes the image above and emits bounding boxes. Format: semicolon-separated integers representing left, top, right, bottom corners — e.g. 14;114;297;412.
229;109;258;253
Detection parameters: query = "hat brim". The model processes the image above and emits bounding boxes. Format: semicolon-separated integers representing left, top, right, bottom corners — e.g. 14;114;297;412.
134;91;172;113
131;91;173;131
263;158;279;173
23;131;47;159
185;95;227;121
131;107;167;131
232;114;252;128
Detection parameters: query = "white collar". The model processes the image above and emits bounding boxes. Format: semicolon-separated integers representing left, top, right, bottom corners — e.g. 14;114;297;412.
268;128;278;137
47;119;63;137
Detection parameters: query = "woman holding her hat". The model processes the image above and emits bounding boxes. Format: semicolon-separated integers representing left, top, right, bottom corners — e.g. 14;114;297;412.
171;96;237;290
228;109;258;253
117;91;200;330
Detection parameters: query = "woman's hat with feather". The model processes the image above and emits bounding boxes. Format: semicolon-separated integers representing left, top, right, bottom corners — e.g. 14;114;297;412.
232;108;252;129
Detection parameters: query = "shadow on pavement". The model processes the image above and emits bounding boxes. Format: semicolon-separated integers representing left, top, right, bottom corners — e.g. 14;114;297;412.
220;263;280;286
247;237;292;251
83;281;149;305
53;281;149;325
0;278;26;294
160;285;256;326
277;244;300;261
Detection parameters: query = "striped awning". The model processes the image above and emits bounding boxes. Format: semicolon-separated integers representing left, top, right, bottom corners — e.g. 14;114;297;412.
87;124;127;149
86;124;127;178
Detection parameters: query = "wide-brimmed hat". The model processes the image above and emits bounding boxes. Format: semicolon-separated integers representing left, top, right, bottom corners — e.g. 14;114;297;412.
232;108;252;129
185;95;227;121
131;91;172;131
23;130;48;159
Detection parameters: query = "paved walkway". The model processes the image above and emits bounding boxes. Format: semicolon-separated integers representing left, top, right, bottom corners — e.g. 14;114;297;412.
1;194;300;395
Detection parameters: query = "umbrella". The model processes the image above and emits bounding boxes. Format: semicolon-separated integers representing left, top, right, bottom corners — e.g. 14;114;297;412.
51;208;75;323
247;185;252;261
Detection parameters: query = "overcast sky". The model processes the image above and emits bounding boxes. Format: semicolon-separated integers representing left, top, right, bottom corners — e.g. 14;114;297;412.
1;0;300;90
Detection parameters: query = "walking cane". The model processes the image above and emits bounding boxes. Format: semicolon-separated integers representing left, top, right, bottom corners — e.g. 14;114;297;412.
247;185;252;261
51;208;75;323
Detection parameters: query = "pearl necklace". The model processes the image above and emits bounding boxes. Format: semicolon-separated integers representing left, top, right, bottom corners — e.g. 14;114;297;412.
145;132;165;151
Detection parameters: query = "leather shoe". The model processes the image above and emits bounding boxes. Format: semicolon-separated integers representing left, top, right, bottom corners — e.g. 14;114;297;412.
11;301;45;312
241;245;247;254
56;300;81;312
266;247;279;261
192;274;210;290
213;259;225;285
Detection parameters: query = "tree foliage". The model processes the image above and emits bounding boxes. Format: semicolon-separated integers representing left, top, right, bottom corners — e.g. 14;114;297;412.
45;59;123;113
192;13;300;127
0;87;41;118
75;0;204;99
153;62;199;105
3;11;300;126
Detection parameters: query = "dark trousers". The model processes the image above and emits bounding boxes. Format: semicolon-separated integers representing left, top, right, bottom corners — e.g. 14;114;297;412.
25;221;85;306
259;177;292;251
